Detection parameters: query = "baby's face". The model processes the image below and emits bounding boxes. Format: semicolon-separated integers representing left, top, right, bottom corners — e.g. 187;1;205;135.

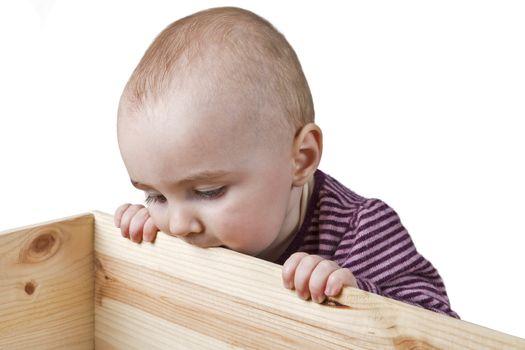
118;86;298;258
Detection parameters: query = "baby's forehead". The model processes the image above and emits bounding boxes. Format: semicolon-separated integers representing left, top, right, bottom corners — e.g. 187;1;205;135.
119;101;288;179
122;84;253;136
119;88;291;165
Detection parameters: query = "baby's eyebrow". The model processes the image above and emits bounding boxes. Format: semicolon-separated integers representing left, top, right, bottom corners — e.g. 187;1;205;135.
130;170;230;189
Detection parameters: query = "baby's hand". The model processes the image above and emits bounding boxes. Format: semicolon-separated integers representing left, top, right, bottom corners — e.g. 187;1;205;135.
282;252;358;303
114;203;159;243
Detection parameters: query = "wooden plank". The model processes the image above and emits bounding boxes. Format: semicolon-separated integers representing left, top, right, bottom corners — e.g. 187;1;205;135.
95;298;238;349
0;213;94;350
92;210;525;349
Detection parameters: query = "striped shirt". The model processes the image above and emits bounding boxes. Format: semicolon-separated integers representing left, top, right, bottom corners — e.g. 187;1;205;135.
276;169;459;318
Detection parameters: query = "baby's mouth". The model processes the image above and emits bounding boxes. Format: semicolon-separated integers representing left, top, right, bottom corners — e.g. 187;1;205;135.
181;233;206;247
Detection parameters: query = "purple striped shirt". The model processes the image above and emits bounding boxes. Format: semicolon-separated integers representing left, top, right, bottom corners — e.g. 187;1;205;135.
277;169;459;318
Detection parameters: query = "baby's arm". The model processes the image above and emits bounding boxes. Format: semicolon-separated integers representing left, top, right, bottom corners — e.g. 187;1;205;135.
338;199;458;318
114;203;159;243
282;199;459;318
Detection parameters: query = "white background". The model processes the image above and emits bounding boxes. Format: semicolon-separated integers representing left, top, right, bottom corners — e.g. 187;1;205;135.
1;0;524;339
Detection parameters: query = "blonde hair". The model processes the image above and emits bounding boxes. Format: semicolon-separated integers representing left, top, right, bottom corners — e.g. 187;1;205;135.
119;6;314;140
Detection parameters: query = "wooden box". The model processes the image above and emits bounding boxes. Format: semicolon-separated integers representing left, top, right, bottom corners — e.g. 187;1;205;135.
1;211;524;349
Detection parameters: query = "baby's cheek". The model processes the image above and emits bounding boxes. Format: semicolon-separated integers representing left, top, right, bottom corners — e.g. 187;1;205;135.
216;213;252;243
212;186;287;254
215;209;265;252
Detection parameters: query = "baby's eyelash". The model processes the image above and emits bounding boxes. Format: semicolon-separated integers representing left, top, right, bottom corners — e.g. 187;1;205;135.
195;186;226;199
144;187;226;205
145;195;166;205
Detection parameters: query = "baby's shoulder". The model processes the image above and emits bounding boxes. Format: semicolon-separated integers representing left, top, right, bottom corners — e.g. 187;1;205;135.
315;169;369;207
315;169;395;221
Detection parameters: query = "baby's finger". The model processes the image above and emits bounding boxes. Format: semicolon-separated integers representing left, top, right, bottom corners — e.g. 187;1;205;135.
325;268;358;297
114;203;132;228
308;260;340;303
143;216;159;243
282;252;309;289
293;255;324;300
119;204;145;239
128;207;150;243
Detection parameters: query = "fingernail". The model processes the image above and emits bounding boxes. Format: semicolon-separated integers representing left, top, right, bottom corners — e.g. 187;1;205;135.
325;286;334;296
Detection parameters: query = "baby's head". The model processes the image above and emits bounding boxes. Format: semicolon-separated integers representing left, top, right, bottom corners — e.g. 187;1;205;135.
117;7;322;260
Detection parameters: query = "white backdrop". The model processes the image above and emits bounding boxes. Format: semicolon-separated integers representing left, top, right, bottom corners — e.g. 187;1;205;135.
1;0;524;339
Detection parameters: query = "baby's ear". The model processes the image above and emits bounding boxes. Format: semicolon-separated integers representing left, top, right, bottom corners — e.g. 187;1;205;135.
291;123;323;186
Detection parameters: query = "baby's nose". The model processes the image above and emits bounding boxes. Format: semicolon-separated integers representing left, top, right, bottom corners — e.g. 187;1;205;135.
168;207;203;238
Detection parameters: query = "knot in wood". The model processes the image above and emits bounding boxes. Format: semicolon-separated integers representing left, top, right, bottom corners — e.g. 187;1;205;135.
25;281;36;295
19;228;62;264
32;233;55;253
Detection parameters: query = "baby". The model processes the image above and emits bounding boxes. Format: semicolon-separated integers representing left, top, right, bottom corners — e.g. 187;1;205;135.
114;6;458;318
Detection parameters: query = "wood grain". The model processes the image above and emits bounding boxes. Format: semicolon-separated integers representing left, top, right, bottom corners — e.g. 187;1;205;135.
0;213;94;350
92;210;525;350
2;210;524;349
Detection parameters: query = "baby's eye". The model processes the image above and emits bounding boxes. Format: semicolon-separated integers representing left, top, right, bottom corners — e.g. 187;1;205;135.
145;194;166;205
194;186;226;199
